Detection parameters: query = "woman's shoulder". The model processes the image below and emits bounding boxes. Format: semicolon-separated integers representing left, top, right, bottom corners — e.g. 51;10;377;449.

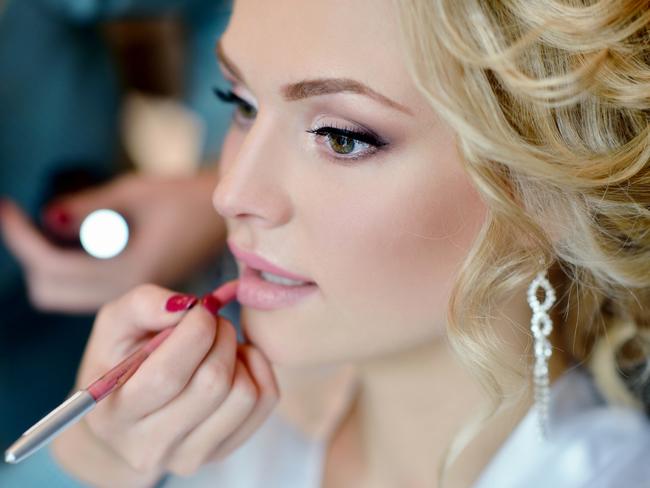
546;366;650;486
474;366;650;488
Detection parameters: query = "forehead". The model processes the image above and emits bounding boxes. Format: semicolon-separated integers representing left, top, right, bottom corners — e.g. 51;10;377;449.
221;0;417;104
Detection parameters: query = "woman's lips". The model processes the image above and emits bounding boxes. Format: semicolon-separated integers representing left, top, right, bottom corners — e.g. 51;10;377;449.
228;240;313;283
237;265;318;310
227;240;317;310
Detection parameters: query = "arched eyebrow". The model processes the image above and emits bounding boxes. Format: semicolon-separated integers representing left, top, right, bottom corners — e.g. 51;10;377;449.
282;78;412;115
216;40;413;116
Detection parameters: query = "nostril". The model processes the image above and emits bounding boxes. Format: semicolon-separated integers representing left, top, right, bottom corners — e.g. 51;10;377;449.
212;189;254;220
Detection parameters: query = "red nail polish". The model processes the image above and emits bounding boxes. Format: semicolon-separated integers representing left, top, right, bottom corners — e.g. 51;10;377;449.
44;206;72;229
200;294;222;315
165;294;198;312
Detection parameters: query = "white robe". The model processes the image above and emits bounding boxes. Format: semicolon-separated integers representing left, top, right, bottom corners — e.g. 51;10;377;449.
163;367;650;488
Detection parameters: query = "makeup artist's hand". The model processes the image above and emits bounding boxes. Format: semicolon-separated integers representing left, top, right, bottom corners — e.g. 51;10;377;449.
51;285;280;487
0;169;225;314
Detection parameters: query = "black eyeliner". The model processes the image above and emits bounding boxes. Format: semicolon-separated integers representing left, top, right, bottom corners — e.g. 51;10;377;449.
306;126;388;148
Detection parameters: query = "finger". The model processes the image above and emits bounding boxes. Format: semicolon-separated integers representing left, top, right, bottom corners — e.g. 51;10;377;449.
84;316;235;475
206;344;280;462
166;356;257;476
136;319;239;469
43;176;134;234
0;199;113;280
115;305;218;419
79;285;198;387
23;270;120;314
140;317;239;424
93;284;194;343
0;199;70;270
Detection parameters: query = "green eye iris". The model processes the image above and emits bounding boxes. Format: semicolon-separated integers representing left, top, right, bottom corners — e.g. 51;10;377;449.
328;134;356;155
237;103;257;120
306;126;387;161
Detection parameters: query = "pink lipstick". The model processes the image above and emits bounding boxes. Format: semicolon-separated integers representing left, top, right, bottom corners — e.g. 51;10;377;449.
4;280;238;465
228;240;318;310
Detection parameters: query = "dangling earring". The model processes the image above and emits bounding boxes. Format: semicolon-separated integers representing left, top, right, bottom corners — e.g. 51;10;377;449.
527;267;556;440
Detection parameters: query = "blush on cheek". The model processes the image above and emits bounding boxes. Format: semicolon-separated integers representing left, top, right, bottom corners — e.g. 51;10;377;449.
316;154;486;340
393;166;486;304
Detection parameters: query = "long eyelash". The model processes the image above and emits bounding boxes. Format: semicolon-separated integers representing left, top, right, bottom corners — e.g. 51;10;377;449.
213;87;253;110
306;125;387;148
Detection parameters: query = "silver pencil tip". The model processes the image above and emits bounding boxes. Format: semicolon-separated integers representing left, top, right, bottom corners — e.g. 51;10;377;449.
4;451;16;464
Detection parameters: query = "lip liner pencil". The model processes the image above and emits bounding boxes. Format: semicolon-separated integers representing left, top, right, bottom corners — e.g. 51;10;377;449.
4;280;238;464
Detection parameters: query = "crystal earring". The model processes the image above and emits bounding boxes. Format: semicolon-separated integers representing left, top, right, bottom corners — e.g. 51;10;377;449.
527;268;556;440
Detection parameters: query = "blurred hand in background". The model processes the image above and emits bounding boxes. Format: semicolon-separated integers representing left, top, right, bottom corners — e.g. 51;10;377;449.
0;169;225;313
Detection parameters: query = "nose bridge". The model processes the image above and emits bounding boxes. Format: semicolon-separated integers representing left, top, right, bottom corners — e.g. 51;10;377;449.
214;117;291;225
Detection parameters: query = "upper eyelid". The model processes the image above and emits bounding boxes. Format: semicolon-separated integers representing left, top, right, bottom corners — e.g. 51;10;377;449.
312;120;388;144
220;84;258;108
308;127;386;147
214;88;249;105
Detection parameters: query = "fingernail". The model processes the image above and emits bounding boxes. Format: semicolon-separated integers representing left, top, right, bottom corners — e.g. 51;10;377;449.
200;294;222;315
44;205;72;229
165;294;198;312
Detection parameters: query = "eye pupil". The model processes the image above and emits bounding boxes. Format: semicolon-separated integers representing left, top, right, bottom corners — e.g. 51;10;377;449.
329;134;355;154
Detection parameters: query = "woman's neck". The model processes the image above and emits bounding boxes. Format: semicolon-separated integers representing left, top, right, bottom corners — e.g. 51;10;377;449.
273;288;569;487
272;343;529;488
349;338;529;488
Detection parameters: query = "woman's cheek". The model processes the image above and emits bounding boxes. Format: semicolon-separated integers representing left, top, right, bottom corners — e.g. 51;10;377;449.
310;150;486;334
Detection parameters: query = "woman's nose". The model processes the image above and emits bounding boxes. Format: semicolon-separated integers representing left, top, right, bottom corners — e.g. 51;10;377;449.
213;123;292;228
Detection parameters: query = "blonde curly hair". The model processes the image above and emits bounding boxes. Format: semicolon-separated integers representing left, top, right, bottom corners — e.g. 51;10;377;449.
394;0;650;480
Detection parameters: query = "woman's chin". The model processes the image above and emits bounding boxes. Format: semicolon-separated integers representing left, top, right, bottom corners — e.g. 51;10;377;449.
240;308;333;367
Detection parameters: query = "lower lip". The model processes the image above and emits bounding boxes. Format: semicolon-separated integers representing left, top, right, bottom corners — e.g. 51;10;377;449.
237;266;318;310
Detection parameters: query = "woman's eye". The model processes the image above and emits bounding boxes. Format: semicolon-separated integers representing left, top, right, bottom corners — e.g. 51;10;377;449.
329;133;359;155
213;87;257;125
307;126;387;161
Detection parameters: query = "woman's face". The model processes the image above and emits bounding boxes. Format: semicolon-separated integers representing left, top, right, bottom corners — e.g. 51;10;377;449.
214;0;487;366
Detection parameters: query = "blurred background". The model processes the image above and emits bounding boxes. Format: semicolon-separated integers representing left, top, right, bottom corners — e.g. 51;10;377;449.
0;0;237;457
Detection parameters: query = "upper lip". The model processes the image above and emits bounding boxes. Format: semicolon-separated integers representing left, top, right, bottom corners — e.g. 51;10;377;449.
227;239;314;283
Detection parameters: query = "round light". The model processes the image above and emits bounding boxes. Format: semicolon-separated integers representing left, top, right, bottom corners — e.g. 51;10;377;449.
79;209;129;259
